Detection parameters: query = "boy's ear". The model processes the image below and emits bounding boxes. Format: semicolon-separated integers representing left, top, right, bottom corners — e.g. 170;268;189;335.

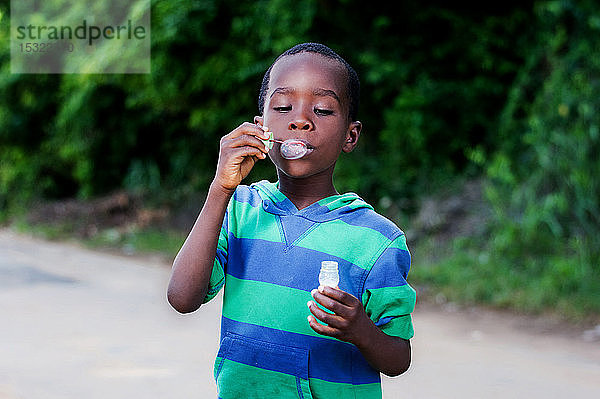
254;116;264;128
342;121;362;153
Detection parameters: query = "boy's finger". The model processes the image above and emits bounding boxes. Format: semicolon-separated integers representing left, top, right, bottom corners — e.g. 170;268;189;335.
317;285;358;307
311;285;358;308
307;315;340;337
224;146;267;163
307;300;346;328
310;289;350;316
226;134;270;153
224;122;270;141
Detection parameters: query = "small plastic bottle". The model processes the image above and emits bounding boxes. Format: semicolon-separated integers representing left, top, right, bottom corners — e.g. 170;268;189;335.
319;261;339;287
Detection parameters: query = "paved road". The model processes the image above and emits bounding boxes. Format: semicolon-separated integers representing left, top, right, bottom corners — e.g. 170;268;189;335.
1;229;599;398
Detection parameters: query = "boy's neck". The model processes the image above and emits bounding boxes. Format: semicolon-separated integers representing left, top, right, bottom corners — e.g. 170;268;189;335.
277;166;338;210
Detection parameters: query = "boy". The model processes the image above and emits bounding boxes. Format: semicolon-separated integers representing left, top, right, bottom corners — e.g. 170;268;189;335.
167;42;416;398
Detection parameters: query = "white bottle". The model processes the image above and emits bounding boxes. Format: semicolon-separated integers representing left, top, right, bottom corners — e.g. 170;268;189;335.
319;261;339;287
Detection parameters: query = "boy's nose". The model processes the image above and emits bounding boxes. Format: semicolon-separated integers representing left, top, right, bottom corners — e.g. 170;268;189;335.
288;119;313;131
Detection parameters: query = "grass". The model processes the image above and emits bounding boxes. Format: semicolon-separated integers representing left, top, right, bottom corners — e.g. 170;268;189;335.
10;217;186;263
410;235;600;323
84;227;186;260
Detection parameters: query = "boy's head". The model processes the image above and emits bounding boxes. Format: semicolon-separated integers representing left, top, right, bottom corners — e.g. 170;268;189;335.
258;42;360;121
254;42;362;179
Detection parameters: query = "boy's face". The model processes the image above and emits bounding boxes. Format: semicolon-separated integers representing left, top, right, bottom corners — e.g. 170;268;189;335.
255;52;361;179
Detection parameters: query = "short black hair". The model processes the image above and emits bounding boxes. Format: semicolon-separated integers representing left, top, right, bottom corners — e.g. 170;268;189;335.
258;42;360;120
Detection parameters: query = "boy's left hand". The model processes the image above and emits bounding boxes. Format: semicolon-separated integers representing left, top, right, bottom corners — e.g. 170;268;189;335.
307;285;373;346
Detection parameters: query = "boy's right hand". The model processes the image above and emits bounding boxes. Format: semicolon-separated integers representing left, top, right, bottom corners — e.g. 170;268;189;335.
214;122;270;192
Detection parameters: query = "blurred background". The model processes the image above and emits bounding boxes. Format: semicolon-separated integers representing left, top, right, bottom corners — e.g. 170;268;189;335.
1;0;599;324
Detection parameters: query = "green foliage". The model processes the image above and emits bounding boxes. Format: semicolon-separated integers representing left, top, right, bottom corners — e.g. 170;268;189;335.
487;0;600;262
1;0;536;210
413;0;600;320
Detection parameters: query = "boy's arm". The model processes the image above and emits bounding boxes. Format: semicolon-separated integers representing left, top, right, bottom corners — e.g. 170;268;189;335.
307;286;411;376
167;122;270;313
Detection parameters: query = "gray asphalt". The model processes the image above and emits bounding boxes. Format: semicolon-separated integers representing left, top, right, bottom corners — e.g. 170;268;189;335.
1;229;599;398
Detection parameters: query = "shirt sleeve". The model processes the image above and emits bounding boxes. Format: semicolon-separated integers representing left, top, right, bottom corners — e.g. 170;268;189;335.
361;233;416;340
203;210;228;303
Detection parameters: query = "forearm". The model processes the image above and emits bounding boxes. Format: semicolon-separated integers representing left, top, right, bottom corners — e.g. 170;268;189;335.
167;122;268;312
355;322;411;376
167;182;233;313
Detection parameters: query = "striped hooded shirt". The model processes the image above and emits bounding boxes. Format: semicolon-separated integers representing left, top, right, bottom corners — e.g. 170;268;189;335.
205;180;416;399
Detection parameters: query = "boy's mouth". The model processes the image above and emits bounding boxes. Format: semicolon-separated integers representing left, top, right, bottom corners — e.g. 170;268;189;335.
288;138;314;149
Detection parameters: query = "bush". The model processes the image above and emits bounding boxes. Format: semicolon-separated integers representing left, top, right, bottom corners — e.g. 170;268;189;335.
487;0;600;261
0;0;536;212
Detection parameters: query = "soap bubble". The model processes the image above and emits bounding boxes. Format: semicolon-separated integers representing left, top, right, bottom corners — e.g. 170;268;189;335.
280;139;312;159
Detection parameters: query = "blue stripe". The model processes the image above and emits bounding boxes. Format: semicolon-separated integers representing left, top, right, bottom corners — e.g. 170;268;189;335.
365;247;411;288
374;315;395;327
220;331;309;379
263;197;298;215
226;236;409;291
279;215;317;246
221;317;380;384
339;208;403;241
233;185;262;207
226;237;368;297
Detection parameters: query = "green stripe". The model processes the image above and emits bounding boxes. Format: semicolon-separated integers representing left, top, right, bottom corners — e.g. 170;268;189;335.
379;314;415;339
362;284;416;339
228;201;282;242
222;275;338;341
204;222;229;303
363;284;417;315
215;358;382;398
309;377;382;398
215;358;307;399
218;225;228;250
296;220;390;269
389;234;408;251
204;259;225;303
316;193;371;212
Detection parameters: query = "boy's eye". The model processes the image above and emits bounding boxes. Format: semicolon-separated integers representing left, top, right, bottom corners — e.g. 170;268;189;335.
273;106;291;112
314;108;333;116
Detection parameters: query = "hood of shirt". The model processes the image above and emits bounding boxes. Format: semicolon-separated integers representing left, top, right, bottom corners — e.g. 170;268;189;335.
251;180;373;223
